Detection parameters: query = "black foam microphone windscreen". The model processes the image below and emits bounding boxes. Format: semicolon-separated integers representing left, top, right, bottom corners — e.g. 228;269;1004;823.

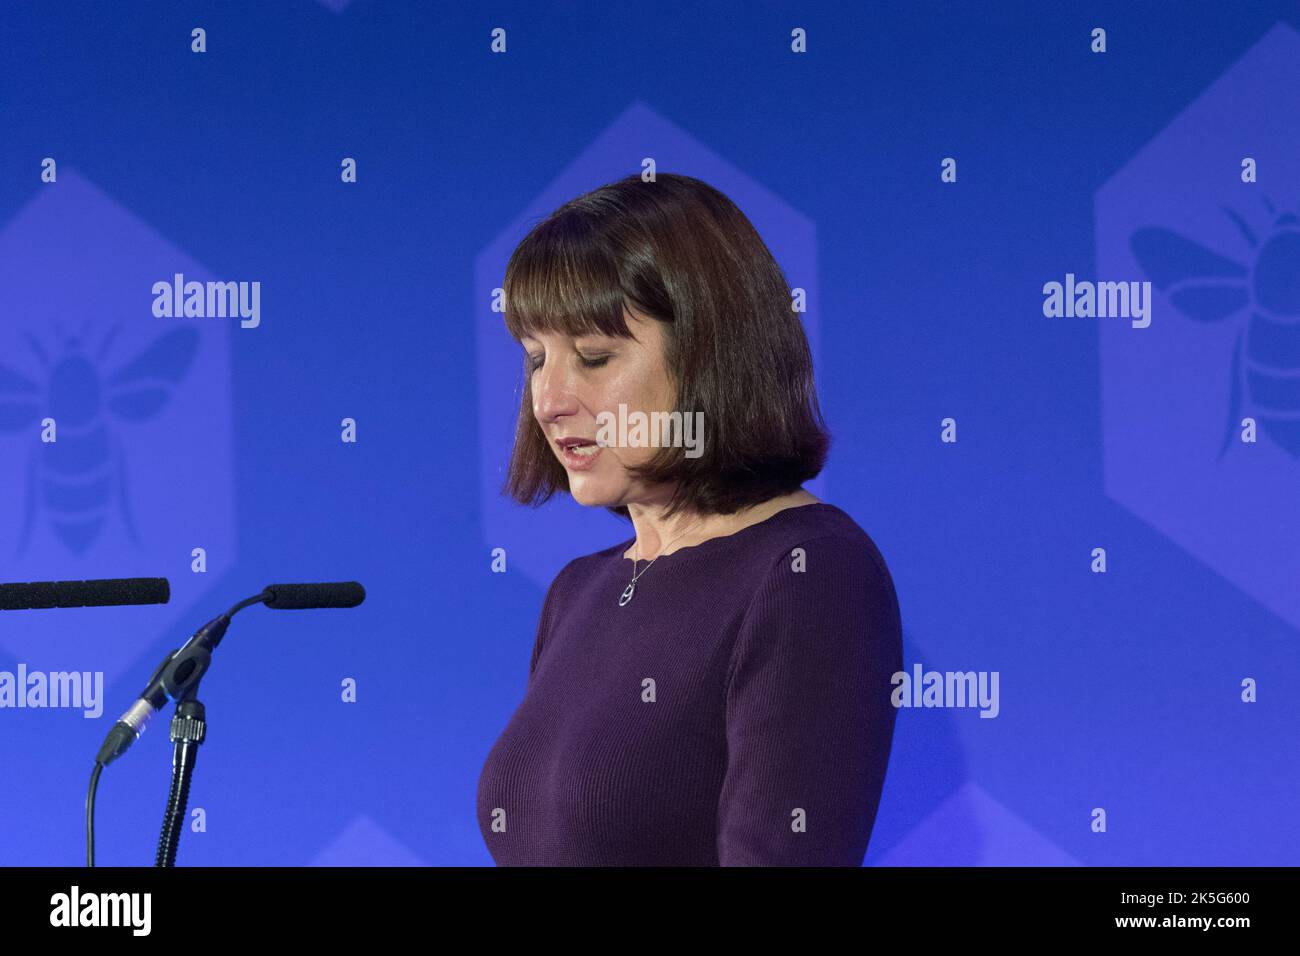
0;577;171;611
262;582;366;610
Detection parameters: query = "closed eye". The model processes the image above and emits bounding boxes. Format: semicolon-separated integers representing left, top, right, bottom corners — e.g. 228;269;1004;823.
527;353;611;372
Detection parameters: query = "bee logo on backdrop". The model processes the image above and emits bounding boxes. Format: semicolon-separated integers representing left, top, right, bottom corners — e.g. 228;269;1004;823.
1095;22;1300;631
1131;205;1300;460
0;168;236;689
0;323;199;555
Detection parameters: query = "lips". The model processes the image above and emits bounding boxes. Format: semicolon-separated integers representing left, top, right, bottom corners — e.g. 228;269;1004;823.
556;436;602;469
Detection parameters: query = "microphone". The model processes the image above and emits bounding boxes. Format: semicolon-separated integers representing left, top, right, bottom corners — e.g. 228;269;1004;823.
0;577;170;611
94;582;364;766
87;579;365;867
262;581;365;609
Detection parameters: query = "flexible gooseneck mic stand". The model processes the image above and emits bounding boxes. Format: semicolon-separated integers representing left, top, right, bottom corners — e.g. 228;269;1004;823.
150;593;267;867
156;696;207;867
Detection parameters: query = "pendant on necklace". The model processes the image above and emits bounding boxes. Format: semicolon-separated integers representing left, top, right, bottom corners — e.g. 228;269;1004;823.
619;581;636;606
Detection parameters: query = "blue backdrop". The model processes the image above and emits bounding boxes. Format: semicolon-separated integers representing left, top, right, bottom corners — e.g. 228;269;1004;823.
1;0;1296;866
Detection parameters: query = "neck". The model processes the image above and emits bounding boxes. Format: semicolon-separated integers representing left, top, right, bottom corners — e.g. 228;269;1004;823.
623;488;820;560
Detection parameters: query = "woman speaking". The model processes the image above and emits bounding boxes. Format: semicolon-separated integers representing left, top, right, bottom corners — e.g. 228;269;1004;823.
476;173;903;866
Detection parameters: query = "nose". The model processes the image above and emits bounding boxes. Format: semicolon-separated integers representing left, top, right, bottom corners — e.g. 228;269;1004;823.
531;355;580;426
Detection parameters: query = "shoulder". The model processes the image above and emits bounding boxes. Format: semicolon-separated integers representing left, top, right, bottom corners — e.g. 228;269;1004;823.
745;533;898;627
753;503;897;595
534;533;630;619
545;533;627;591
728;505;902;674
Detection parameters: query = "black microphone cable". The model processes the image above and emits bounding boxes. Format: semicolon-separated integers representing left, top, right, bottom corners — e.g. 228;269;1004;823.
86;763;103;867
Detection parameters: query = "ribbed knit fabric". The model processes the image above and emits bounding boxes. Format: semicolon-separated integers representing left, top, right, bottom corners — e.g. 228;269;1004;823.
476;502;903;866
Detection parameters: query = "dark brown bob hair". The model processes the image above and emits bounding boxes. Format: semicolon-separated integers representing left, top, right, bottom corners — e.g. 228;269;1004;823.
501;172;830;520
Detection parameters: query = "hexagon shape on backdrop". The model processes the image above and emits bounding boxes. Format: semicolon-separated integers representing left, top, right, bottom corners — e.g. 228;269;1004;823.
1096;22;1300;631
875;780;1082;867
0;168;236;688
309;815;428;866
475;99;824;587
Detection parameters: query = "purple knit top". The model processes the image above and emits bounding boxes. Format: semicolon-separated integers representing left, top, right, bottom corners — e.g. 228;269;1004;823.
476;502;902;866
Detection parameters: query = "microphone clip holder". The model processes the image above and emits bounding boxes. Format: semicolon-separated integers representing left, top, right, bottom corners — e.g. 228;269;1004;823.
159;614;229;701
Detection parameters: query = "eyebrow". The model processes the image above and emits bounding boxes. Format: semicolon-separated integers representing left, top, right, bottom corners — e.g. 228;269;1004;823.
520;333;607;348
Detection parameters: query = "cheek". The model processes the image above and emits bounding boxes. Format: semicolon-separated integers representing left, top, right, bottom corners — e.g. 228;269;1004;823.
601;366;672;414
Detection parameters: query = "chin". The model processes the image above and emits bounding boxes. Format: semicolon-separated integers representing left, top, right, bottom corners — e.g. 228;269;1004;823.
567;476;618;508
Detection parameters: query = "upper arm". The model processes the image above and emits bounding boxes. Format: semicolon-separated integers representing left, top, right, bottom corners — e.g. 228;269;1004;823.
527;560;575;686
717;536;902;866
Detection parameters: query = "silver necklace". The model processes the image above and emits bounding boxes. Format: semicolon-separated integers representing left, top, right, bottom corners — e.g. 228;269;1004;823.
619;527;695;606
